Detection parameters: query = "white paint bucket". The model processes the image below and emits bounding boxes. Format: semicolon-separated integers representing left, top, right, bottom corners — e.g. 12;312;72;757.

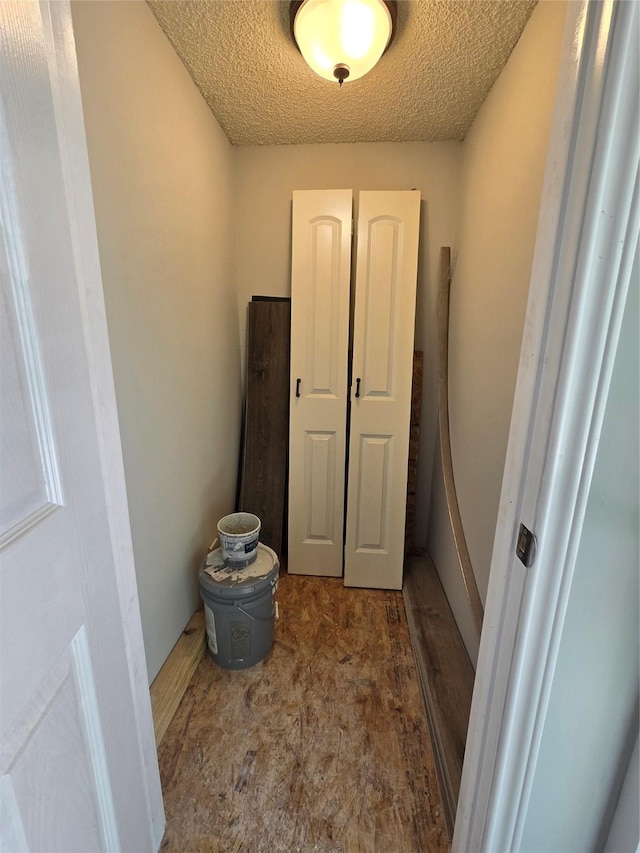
217;512;261;567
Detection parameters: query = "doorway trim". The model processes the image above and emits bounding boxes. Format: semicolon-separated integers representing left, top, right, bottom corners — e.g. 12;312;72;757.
454;0;639;849
43;1;165;845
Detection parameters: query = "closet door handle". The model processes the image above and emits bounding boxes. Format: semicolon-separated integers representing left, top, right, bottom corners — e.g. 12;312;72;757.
355;377;361;398
296;378;301;398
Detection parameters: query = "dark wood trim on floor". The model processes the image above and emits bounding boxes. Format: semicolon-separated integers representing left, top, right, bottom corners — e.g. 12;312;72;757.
403;554;475;838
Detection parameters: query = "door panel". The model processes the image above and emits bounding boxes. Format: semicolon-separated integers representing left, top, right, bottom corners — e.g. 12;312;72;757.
308;220;340;394
1;629;119;852
289;190;352;576
361;218;401;397
354;434;392;550
0;272;62;545
345;191;421;589
0;3;162;849
303;430;337;541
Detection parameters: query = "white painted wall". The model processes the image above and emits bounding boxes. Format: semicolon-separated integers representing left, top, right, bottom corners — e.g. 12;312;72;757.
605;735;639;853
71;1;241;682
520;252;639;853
427;1;567;663
233;142;461;541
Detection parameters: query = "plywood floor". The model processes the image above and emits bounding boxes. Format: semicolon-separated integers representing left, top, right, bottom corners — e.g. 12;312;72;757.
158;573;449;852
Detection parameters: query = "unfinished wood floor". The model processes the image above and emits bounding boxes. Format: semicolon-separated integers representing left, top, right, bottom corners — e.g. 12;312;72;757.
158;573;449;852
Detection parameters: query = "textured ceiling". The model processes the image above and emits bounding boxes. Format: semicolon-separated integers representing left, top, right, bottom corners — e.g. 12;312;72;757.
148;0;537;146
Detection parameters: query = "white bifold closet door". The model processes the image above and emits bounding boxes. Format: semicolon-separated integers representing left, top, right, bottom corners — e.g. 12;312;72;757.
344;191;421;589
288;190;353;576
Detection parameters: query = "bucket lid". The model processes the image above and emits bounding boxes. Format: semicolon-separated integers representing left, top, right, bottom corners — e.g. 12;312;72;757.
199;543;279;598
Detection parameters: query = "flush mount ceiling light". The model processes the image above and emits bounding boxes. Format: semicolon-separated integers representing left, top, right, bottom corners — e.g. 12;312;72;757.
290;0;397;86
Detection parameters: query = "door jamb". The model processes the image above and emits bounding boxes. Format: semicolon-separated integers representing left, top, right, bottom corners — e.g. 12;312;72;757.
454;1;640;849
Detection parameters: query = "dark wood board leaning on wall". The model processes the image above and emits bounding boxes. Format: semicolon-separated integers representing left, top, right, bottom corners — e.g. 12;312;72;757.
405;351;423;554
239;298;291;558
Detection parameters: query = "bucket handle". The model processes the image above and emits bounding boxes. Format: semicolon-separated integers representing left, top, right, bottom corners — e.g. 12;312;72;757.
236;603;273;622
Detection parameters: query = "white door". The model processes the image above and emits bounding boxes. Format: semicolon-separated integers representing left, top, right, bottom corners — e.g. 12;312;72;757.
344;191;421;589
288;190;352;577
0;3;163;851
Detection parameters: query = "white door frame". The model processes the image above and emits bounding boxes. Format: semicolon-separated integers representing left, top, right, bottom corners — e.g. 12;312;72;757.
454;1;639;850
17;1;164;846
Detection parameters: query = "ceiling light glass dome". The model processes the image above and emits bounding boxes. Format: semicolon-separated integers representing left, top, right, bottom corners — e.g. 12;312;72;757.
292;0;394;85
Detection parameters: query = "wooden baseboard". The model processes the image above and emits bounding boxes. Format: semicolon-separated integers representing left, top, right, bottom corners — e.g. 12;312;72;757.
150;609;206;746
403;554;475;839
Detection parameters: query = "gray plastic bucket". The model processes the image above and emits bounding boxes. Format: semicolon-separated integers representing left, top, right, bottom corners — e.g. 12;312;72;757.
199;543;279;670
217;512;261;567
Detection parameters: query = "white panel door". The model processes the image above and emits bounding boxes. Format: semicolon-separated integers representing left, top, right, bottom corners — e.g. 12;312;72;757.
288;190;352;576
344;191;421;589
0;3;163;851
